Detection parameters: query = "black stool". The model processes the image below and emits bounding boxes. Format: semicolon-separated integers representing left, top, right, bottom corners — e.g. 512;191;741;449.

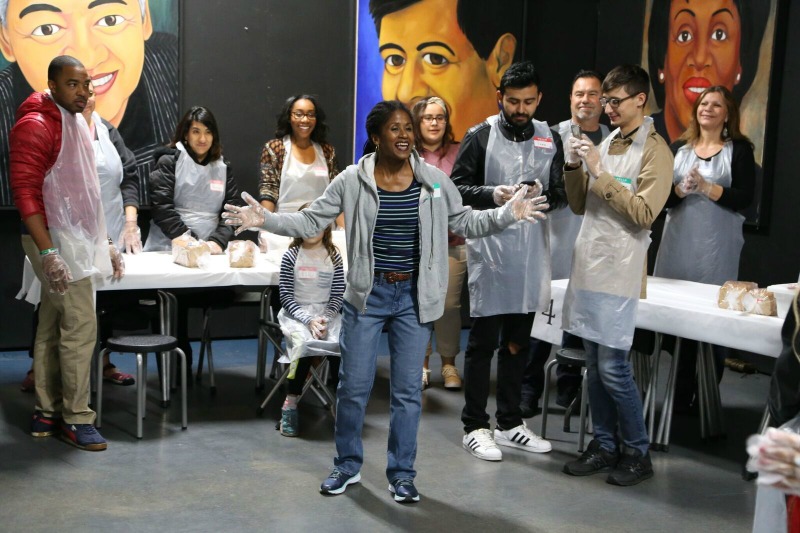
541;348;590;452
96;334;188;439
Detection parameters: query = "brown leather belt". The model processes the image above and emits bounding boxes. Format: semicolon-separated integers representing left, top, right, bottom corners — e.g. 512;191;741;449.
376;271;413;284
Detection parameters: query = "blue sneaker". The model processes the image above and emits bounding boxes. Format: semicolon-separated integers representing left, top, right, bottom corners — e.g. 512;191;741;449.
31;413;60;437
388;478;420;503
60;423;107;451
280;407;298;437
320;469;361;495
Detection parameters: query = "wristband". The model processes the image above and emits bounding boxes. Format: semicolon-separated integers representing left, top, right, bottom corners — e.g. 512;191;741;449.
40;247;58;256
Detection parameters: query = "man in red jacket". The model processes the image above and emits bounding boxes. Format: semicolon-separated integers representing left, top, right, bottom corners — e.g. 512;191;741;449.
10;55;124;451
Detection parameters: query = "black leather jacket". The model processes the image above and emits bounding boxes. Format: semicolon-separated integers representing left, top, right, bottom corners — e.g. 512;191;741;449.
450;113;566;210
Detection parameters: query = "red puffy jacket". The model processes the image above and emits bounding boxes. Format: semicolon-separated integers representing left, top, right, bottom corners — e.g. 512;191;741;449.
10;92;62;225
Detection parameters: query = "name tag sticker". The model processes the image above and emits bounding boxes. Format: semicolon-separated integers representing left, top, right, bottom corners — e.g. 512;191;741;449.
533;137;554;150
209;180;225;192
433;183;441;198
614;176;634;191
313;166;328;177
298;266;318;279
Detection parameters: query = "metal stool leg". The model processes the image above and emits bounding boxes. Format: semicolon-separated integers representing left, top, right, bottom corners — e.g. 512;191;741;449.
174;348;188;430
540;358;558;439
159;351;170;408
256;328;267;392
206;333;216;396
196;307;210;382
578;367;589;452
136;352;144;439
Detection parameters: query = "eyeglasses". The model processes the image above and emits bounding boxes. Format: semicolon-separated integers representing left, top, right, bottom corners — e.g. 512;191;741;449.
291;111;317;120
421;114;446;124
599;94;639;108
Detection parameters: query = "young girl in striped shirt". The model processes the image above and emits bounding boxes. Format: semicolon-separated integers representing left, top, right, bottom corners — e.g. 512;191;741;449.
277;204;344;437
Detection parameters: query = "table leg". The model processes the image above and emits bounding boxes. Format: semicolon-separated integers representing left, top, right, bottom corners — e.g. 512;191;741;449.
696;342;709;440
656;337;681;451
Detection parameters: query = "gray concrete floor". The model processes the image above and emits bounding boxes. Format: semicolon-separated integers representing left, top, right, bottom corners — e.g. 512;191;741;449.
0;335;768;532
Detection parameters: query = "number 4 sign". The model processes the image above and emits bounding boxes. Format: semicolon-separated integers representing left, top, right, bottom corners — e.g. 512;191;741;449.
530;297;564;345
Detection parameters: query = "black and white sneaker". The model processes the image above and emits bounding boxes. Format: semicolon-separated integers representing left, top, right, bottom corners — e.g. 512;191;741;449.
463;428;502;461
494;422;552;453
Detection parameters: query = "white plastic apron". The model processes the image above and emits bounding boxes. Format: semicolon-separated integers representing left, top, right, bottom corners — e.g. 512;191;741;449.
654;142;743;285
92;114;125;249
262;137;330;251
549;120;610;279
562;117;653;350
144;142;227;251
277;247;341;362
42;102;111;282
466;114;555;316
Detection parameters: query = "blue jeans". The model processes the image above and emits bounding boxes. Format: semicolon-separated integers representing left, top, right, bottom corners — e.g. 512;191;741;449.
334;276;432;482
583;340;649;455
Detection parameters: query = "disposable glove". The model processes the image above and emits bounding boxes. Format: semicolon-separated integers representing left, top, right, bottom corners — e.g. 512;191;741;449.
566;136;583;166
501;185;549;223
747;428;800;494
119;219;142;254
679;165;714;197
518;178;543;199
41;251;72;295
575;138;602;177
258;231;270;253
308;316;328;339
492;184;516;206
207;241;223;255
223;192;267;235
109;242;125;279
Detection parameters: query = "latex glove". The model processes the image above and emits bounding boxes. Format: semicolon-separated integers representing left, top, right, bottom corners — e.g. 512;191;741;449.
223;192;267;235
119;220;142;254
566;136;582;166
207;241;223;255
502;185;549;223
41;251;73;295
576;138;602;177
492;184;516;206
258;231;269;253
518;178;543;199
308;316;328;339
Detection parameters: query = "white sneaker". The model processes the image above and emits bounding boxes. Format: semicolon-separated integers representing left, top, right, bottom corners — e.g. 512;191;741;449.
463;428;502;461
494;422;552;453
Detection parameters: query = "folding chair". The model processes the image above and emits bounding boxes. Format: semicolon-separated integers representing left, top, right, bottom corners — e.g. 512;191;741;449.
255;287;337;419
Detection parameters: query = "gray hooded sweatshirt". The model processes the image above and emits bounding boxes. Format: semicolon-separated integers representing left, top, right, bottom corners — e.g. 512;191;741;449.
258;151;519;323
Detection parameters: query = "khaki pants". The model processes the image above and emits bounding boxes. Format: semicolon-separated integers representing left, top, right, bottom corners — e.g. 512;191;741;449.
22;235;97;424
429;244;467;359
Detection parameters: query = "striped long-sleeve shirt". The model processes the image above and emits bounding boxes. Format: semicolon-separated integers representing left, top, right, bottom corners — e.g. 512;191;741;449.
373;180;421;272
279;245;345;324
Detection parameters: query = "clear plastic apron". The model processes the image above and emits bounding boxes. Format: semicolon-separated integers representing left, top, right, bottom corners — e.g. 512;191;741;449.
262;136;330;251
144;142;227;251
466;114;555;316
562;117;653;350
42;102;111;282
92;114;125;249
654;142;743;285
277;247;341;362
549;120;610;279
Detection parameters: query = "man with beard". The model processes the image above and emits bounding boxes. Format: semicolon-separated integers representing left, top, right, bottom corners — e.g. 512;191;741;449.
451;60;565;462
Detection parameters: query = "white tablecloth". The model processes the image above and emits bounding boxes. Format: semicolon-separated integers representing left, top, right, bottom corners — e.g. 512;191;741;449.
17;232;348;301
531;277;784;358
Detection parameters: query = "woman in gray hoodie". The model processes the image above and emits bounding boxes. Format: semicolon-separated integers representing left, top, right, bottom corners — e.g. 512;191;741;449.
224;100;548;503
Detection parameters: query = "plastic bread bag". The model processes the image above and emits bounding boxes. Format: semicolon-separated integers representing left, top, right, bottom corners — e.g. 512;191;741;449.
718;280;758;310
747;418;800;495
171;231;210;268
228;239;258;268
742;288;778;316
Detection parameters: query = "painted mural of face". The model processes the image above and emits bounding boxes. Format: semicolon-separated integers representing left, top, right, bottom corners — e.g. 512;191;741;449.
376;0;516;141
0;0;153;127
659;0;742;141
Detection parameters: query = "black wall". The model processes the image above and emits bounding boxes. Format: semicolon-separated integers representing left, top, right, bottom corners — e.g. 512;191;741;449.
0;0;796;349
